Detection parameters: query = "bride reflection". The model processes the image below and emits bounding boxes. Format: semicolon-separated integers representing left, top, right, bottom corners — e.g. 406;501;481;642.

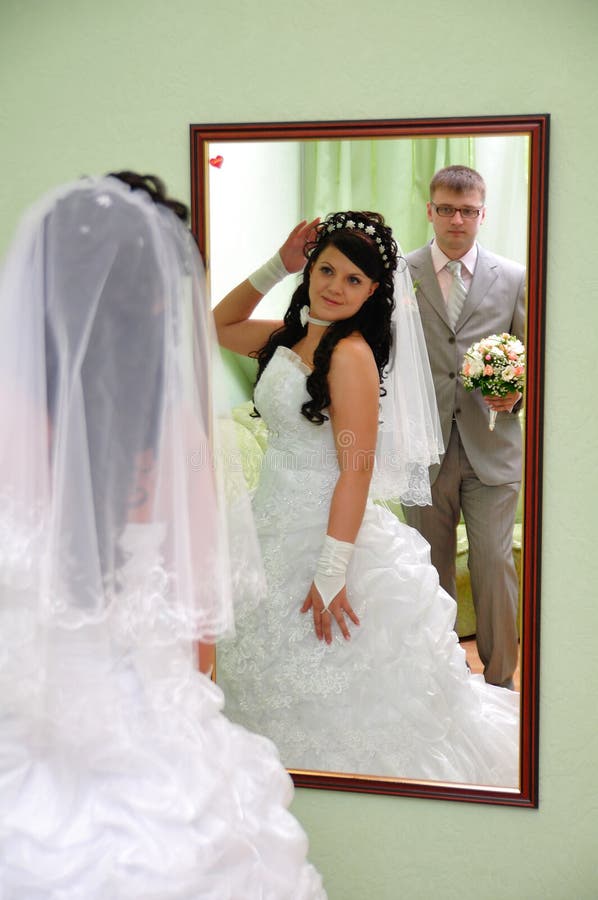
213;210;520;787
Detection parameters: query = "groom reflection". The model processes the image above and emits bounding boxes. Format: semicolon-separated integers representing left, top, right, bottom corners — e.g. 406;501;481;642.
404;165;525;689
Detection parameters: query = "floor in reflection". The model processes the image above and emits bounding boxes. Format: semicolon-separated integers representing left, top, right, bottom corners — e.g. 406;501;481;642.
460;637;521;692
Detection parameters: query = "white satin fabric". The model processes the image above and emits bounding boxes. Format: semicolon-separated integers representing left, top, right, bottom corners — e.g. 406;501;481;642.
217;347;519;787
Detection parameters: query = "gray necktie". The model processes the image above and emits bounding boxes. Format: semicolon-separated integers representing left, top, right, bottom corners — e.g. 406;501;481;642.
446;260;467;329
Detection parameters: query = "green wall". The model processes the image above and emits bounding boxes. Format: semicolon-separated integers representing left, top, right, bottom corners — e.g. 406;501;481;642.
1;1;597;896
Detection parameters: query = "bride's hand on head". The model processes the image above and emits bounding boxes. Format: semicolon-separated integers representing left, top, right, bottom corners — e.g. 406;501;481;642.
279;218;320;273
301;583;359;645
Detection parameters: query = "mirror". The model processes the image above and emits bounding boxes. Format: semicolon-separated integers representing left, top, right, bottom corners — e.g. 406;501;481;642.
190;115;548;807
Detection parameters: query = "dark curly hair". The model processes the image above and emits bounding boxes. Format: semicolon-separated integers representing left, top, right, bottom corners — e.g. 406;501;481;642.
45;175;172;594
253;211;401;424
107;170;189;222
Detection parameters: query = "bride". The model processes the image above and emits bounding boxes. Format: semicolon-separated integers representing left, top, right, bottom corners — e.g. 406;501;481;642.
0;174;325;897
214;211;520;787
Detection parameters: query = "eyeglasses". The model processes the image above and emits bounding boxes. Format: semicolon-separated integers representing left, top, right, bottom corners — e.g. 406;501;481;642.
431;202;484;219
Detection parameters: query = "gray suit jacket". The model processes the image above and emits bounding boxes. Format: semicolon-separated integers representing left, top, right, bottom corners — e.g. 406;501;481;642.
406;243;526;486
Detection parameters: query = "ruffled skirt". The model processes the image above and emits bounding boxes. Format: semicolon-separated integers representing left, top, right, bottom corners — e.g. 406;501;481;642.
0;636;325;899
218;501;519;787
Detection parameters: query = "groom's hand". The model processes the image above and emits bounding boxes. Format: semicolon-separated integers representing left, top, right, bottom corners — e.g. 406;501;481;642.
484;390;522;412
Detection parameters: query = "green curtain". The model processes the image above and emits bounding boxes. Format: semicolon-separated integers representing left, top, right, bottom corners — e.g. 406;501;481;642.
302;137;478;253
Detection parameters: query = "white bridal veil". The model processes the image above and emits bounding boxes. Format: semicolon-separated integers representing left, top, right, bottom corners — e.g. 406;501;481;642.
0;177;330;899
0;176;262;677
373;253;444;506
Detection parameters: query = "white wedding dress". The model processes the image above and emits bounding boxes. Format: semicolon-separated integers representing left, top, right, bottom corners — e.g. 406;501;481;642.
217;346;520;787
0;523;326;899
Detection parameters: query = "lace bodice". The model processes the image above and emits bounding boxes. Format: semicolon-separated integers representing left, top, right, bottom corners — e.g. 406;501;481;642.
252;347;339;533
255;346;336;459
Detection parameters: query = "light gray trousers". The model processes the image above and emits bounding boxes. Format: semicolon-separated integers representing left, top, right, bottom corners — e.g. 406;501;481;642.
405;422;520;688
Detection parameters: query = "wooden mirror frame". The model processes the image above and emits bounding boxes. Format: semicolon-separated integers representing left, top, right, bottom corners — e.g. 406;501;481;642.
190;114;549;807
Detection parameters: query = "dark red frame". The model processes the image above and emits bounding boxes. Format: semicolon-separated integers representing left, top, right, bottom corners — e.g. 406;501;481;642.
190;114;549;808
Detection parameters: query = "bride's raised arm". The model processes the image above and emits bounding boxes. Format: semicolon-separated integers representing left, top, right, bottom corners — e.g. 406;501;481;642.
213;218;318;357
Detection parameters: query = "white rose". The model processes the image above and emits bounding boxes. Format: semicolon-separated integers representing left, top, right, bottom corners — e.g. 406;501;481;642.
502;364;516;382
468;357;485;377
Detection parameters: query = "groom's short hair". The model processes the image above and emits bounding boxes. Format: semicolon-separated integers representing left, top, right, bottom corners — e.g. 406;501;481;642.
430;165;486;202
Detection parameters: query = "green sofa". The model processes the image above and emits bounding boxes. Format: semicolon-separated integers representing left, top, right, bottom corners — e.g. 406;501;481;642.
223;349;522;639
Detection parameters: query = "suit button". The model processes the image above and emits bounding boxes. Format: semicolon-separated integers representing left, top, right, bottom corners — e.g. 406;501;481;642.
455;407;461;415
449;372;456;379
448;336;456;344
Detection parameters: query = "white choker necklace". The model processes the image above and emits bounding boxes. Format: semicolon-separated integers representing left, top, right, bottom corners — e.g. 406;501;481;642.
299;305;332;327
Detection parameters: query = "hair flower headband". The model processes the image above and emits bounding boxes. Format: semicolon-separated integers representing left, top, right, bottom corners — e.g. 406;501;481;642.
321;212;395;269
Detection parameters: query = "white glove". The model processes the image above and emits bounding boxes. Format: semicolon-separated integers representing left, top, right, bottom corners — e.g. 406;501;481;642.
314;535;354;610
248;251;290;294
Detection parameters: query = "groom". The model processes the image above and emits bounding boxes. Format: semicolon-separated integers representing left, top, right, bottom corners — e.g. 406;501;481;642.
404;165;525;689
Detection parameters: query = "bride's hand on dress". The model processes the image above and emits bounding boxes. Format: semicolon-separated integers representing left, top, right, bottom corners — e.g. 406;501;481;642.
279;218;320;273
301;583;360;644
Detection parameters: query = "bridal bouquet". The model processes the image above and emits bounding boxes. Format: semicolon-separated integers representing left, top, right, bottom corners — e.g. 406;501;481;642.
460;333;526;431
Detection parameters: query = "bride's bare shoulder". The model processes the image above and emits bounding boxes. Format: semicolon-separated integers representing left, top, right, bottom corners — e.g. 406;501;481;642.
330;334;376;372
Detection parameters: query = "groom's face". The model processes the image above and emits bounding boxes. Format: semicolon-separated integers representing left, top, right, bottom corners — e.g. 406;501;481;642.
426;188;486;259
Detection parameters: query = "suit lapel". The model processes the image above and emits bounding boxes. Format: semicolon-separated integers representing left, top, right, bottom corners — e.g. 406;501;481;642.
456;246;498;332
408;246;450;327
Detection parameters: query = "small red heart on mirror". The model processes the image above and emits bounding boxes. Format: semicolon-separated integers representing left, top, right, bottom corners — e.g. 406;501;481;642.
209;156;224;168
